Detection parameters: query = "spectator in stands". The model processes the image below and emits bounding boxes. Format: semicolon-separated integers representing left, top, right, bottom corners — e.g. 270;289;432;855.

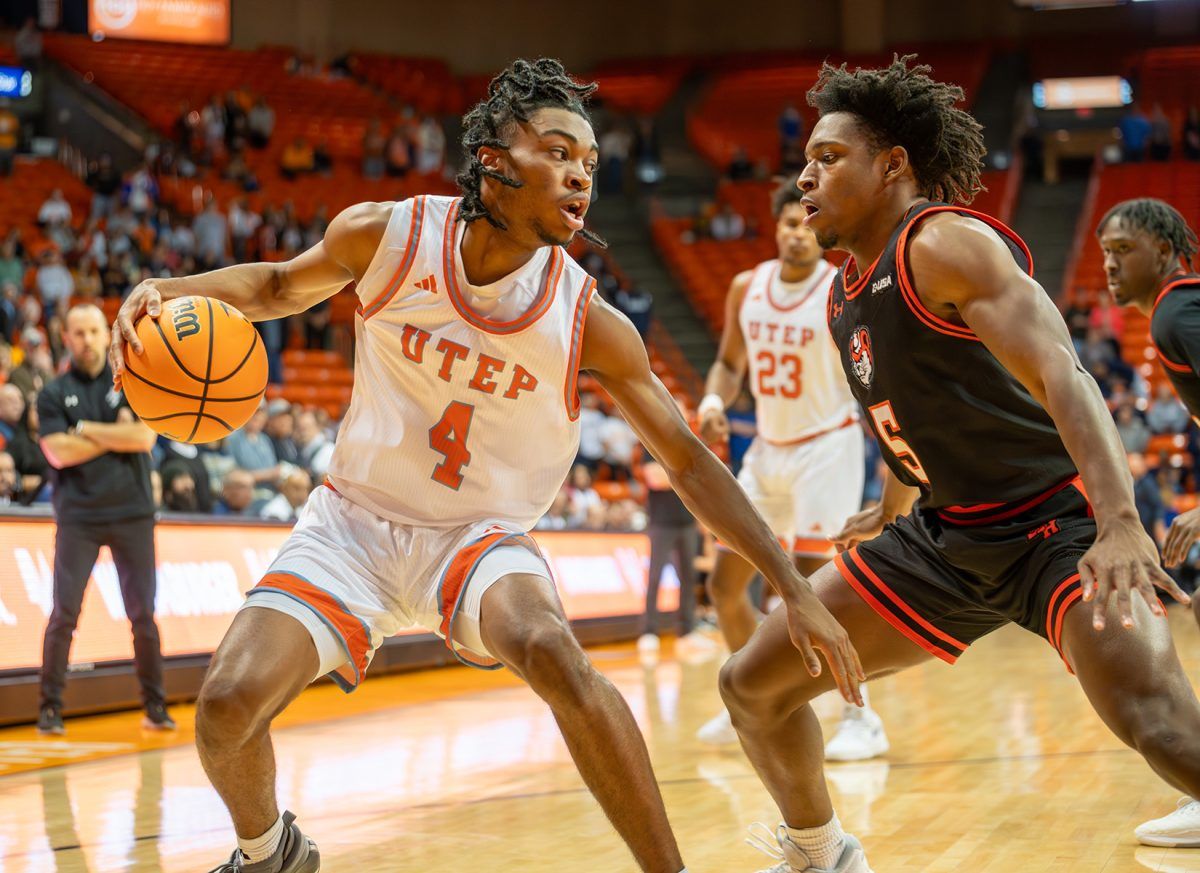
1148;383;1191;434
0;383;22;448
223;149;259;192
8;394;47;500
201;96;227;163
295;409;334;479
86;154;122;219
0;98;16;177
386;124;412;177
14;18;43;69
228;198;261;262
35;250;73;320
167;217;196;260
0;281;19;343
710;202;746;241
633;115;663;186
193;198;228;269
362;118;387;179
1079;326;1119;373
727;390;757;476
535;484;573;530
214;468;257;517
247;98;275;149
576;391;607;471
259;467;313;521
779;103;803;156
38;189;73;229
566;463;604;529
9;327;52;398
615;285;653;337
0;239;21;289
161;461;199;513
601;411;639;481
124;164;159;218
264;399;299;466
101;250;135;298
304;206;329;250
1115;402;1151;454
224;406;281;488
415;116;445;175
280;136;315;180
1149;104;1173;161
599;121;632;196
303;299;332;350
72;255;102;299
0;450;19;505
1130;452;1166;545
158;438;215;512
1185;107;1200;161
727;147;755;182
1118;103;1152;162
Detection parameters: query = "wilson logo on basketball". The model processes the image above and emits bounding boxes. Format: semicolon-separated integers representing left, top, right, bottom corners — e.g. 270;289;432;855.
171;298;202;340
849;326;874;388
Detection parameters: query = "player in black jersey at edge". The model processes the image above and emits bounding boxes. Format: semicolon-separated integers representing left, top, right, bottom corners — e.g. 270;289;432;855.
719;57;1200;872
1098;199;1200;581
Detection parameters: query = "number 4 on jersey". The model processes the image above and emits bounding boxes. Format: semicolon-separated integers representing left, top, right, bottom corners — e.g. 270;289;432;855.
429;401;474;489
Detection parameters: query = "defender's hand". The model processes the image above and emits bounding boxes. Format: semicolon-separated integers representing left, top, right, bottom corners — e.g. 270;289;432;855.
1079;518;1189;631
832;505;886;553
699;407;730;444
782;585;865;706
1164;507;1200;568
110;279;165;391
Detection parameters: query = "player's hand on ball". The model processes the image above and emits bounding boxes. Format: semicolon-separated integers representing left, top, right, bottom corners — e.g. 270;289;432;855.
783;585;865;706
699;408;729;444
110;279;165;390
1163;507;1200;568
1079;518;1189;631
832;505;886;553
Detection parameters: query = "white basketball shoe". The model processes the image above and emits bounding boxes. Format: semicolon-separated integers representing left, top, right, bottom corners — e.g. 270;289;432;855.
824;705;889;762
1136;797;1200;847
747;823;874;873
697;708;739;745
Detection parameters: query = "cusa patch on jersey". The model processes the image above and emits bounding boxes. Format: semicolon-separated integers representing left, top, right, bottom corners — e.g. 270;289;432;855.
849;325;874;388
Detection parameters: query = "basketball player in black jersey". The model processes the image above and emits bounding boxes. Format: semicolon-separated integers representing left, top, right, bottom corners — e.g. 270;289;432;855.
719;57;1200;873
1098;200;1200;569
1097;198;1200;847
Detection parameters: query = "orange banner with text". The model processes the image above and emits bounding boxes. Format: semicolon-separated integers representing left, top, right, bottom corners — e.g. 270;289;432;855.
0;520;674;672
89;0;231;45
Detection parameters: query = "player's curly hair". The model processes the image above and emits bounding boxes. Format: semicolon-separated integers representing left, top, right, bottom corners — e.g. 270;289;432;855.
806;54;986;205
771;174;806;217
456;58;606;247
1096;198;1199;267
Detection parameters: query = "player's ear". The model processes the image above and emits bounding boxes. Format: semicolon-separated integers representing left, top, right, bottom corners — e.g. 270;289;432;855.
1157;237;1176;270
477;144;506;175
882;146;910;186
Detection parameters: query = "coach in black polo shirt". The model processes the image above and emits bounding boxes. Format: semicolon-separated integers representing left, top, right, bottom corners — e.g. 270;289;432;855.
35;304;174;735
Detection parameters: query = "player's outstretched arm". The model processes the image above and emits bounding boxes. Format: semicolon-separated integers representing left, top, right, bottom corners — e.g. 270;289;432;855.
580;298;864;703
911;214;1189;630
109;201;391;384
698;271;753;443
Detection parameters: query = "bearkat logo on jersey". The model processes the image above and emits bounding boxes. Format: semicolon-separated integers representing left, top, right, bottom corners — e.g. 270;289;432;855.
849;326;874;388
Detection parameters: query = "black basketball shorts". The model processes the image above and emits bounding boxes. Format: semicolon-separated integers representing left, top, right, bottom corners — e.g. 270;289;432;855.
834;476;1093;669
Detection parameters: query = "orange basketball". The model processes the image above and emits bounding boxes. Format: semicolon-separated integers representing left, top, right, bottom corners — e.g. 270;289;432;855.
122;296;268;444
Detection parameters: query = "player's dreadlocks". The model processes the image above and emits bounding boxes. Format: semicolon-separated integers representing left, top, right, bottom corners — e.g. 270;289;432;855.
457;58;606;247
771;173;806;217
806;54;986;205
1097;198;1199;268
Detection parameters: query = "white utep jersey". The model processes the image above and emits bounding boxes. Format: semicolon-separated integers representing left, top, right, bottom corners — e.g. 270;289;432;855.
327;195;596;529
739;258;858;444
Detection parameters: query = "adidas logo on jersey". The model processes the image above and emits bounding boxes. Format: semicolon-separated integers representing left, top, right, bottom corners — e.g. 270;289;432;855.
416;274;438;294
870;275;893;295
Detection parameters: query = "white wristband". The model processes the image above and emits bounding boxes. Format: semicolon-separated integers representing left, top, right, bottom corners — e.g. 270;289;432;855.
698;393;725;418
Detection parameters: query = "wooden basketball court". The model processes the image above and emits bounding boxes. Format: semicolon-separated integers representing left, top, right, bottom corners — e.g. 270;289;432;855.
3;611;1200;872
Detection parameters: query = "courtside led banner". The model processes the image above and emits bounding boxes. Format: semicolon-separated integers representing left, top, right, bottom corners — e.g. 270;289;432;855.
0;519;672;672
89;0;231;46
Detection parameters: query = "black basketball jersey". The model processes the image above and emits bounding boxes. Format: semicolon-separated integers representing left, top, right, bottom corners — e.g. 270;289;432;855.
1150;273;1200;423
827;202;1077;512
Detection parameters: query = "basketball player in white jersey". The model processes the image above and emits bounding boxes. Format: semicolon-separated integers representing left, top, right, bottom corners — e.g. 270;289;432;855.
695;179;894;759
110;60;863;873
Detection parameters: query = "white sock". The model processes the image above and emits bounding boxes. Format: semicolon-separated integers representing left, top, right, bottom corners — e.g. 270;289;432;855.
842;683;871;719
784;814;844;870
238;815;285;864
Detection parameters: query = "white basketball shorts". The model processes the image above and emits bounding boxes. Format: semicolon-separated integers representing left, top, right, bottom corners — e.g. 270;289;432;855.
240;483;552;691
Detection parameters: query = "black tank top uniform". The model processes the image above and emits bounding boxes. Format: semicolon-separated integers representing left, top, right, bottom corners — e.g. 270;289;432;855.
1149;272;1200;422
826;203;1092;669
